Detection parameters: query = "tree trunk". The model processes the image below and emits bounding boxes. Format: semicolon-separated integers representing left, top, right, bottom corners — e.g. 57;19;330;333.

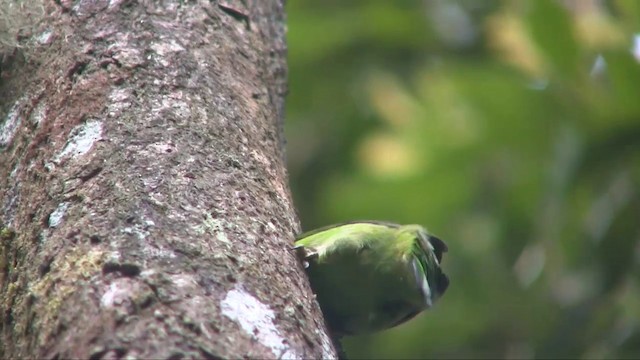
0;0;336;358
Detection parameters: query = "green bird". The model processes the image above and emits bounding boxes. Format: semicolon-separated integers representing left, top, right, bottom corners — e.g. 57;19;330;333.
294;221;449;336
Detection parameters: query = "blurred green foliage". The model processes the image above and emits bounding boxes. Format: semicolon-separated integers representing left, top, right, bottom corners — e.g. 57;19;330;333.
286;0;640;358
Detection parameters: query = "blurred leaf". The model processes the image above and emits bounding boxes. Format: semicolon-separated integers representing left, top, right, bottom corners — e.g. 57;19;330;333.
602;49;640;119
526;0;580;79
287;0;640;358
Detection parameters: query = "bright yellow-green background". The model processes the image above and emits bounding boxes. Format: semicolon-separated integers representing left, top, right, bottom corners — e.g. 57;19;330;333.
286;0;640;358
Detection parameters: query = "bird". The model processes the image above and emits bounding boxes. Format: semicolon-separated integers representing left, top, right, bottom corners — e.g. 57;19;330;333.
294;220;449;336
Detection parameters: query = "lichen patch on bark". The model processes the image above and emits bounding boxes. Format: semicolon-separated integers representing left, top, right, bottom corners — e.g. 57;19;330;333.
222;284;301;359
47;202;69;228
0;98;25;148
52;120;103;164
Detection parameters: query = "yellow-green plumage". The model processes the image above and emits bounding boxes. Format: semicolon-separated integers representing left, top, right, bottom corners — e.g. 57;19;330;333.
295;221;449;336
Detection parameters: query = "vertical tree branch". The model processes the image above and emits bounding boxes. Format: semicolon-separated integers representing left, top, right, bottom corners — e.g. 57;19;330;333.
0;0;336;358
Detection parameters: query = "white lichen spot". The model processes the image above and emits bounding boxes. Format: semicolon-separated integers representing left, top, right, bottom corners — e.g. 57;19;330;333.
169;99;190;118
149;247;177;259
196;214;231;244
221;285;300;359
101;281;130;308
122;227;135;235
29;101;47;127
107;88;134;118
154;309;165;319
150;142;175;153
37;29;53;45
170;274;197;289
270;218;283;232
0;101;22;148
43;162;55;172
54;120;103;163
109;88;133;103
108;0;126;9
9;164;19;179
151;40;185;66
49;202;70;228
121;223;177;259
122;226;149;241
108;251;122;263
145;94;190;125
216;230;230;245
38;231;49;245
107;33;145;68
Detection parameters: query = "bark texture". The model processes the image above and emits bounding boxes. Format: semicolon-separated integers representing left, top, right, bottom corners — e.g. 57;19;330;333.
0;0;336;358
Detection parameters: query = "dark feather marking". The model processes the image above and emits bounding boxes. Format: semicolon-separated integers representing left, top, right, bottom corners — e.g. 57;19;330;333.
428;235;448;263
437;273;450;294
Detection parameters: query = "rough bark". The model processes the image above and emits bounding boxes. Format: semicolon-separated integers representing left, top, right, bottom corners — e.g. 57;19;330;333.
0;0;336;358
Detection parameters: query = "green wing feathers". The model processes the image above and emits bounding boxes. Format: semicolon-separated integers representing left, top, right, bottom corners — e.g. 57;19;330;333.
295;222;397;259
410;230;450;300
293;221;450;335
